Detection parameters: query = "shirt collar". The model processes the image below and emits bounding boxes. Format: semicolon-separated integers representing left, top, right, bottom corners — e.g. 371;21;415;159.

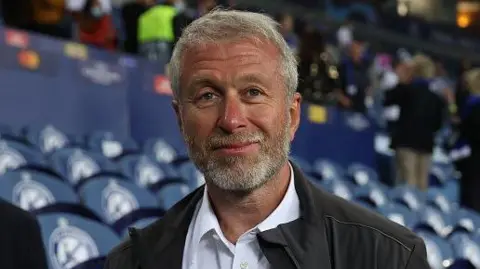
191;161;300;244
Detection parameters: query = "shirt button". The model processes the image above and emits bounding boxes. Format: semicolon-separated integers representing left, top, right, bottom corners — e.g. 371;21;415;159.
240;262;249;269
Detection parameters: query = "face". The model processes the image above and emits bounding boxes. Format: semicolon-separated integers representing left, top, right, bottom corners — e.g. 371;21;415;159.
174;39;301;192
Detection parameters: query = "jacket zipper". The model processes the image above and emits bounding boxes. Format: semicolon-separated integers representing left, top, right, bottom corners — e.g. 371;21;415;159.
284;246;301;269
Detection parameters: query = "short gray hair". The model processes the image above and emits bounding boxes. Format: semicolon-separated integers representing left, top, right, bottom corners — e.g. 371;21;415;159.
168;8;298;100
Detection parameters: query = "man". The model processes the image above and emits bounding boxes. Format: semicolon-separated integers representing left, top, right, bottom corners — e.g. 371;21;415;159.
105;9;429;269
0;199;48;269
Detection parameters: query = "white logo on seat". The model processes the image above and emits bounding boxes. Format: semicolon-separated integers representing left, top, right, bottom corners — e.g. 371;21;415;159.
49;218;99;269
13;172;55;210
153;140;176;163
40;125;67;153
135;156;164;187
101;180;139;223
67;150;100;184
0;141;26;174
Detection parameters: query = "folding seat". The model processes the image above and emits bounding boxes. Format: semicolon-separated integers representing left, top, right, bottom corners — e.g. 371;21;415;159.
414;207;453;237
289;155;312;174
156;181;192;210
429;163;455;187
427;187;455;214
450;208;480;235
448;233;480;268
37;213;121;269
24;125;70;154
353;184;389;208
86;131;139;159
49;148;119;186
178;161;205;190
312;158;345;181
117;154;183;191
416;231;454;269
143;138;178;164
318;179;354;201
389;185;426;211
77;176;163;234
346;163;380;187
0;139;46;174
377;203;418;229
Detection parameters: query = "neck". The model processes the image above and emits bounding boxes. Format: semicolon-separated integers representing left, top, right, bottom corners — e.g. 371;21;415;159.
206;162;291;243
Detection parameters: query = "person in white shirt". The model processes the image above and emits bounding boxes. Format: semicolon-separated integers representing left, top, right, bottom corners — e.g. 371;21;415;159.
105;9;429;269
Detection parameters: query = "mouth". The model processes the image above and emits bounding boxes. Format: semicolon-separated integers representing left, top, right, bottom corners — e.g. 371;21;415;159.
212;141;260;155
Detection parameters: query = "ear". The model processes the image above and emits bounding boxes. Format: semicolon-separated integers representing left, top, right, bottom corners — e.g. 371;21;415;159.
288;92;302;141
172;99;183;133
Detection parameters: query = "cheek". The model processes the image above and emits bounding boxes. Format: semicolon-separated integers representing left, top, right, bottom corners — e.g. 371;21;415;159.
182;108;217;140
247;104;286;136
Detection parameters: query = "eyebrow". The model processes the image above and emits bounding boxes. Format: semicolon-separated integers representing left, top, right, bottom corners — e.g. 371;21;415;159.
236;73;269;85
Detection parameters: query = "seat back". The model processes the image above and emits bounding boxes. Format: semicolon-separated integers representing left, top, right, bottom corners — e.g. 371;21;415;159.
449;233;480;268
347;163;379;186
378;203;418;229
0;139;45;174
37;213;121;269
389;185;426;211
87;131;138;158
313;158;345;181
178;161;205;190
156;182;191;210
25;125;70;154
416;231;454;269
143;138;177;163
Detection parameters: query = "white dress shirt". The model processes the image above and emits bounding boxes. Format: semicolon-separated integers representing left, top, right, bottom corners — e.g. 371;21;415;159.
182;162;301;269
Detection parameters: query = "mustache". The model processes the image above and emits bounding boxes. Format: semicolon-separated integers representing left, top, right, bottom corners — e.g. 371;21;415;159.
206;132;264;149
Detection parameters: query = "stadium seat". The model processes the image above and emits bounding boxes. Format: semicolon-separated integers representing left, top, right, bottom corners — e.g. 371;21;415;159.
427;187;455;214
414;207;453;237
49;148;119;186
430;163;455;187
289;155;312;174
450;208;480;235
86;131;138;158
0;123;20;139
0;139;46;174
37;213;121;269
312;158;345;181
378;203;418;229
318;179;355;201
143;138;178;163
389;185;426;211
0;169;79;211
178;161;205;190
24;124;70;154
77;176;163;234
416;231;454;269
354;184;389;208
346;163;380;187
156;181;192;210
449;233;480;268
117;154;183;190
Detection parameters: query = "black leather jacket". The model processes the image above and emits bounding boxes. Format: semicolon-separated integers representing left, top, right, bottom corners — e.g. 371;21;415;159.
104;163;429;269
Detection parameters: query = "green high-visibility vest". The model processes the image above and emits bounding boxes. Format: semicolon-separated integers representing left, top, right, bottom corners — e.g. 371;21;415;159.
138;5;177;43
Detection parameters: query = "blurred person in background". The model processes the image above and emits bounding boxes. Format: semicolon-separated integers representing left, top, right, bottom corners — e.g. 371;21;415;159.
30;0;72;39
173;0;217;46
0;199;48;269
121;0;155;54
1;0;34;31
385;54;446;191
70;0;117;50
336;36;372;114
297;28;340;105
336;19;353;51
455;68;480;213
275;13;299;54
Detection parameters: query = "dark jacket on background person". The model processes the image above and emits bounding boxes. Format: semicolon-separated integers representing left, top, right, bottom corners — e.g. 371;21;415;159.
104;163;429;269
338;55;371;113
0;199;48;269
384;79;446;153
121;2;150;54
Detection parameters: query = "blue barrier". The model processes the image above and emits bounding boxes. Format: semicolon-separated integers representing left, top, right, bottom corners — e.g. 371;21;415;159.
0;25;376;168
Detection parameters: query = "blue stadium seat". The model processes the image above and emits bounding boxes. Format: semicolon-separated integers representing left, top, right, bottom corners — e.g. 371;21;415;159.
86;131;138;158
449;233;480;268
346;163;380;187
312;159;345;181
442;179;460;204
318;179;354;201
427;187;455;214
77;176;163;234
414;207;453;237
416;231;454;269
117;154;183;190
354;184;389;208
378;203;418;229
389;185;426;211
430;163;455;187
49;148;119;186
37;213;121;269
156;181;192;210
289;155;312;174
178;161;205;190
0;139;46;174
120;217;159;238
24;125;70;154
450;209;480;235
143;138;178;163
0;123;20;139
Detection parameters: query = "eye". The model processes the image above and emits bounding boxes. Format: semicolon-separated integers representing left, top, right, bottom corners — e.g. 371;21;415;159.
199;92;217;101
246;88;262;97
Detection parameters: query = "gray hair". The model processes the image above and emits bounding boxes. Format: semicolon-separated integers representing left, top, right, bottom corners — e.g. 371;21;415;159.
168;8;298;100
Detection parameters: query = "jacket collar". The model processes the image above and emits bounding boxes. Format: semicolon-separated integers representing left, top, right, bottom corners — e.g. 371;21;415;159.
130;161;332;269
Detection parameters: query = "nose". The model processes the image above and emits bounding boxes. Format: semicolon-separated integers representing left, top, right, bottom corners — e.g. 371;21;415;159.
217;92;247;134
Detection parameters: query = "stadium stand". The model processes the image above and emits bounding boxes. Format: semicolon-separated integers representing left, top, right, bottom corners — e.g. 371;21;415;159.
0;2;480;269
